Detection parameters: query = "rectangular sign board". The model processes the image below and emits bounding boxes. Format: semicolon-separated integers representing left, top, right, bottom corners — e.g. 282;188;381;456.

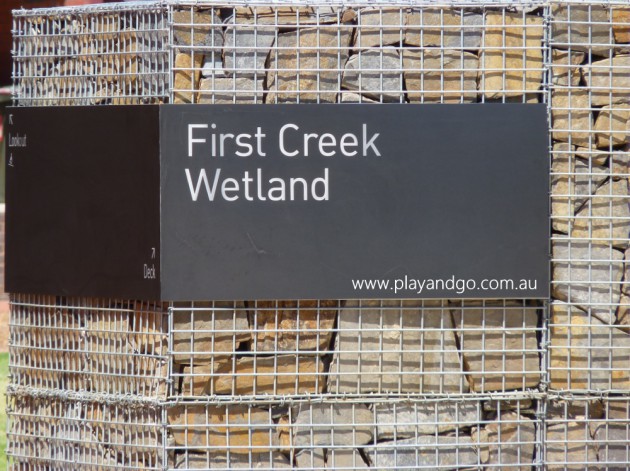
6;104;549;300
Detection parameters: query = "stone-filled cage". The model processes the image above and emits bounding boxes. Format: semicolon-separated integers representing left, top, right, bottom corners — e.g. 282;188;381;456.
7;0;630;469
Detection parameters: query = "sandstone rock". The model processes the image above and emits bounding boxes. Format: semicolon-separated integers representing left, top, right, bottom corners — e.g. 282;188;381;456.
552;240;624;324
546;421;599;470
295;448;326;469
552;4;612;56
591;422;630;466
370;435;480;469
172;301;249;364
293;403;373;447
617;292;630;329
472;412;536;469
483;399;534;412
552;49;585;86
174;451;291;469
480;13;544;98
550;301;630;390
267;27;352;103
374;401;480;438
327;449;369;468
172;9;222;48
179;363;214;396
248;300;338;352
585;55;630;106
551;142;608;233
572;179;630;250
223;21;275;77
610;147;630;178
211;355;324;395
552;88;593;147
328;300;467;394
405;9;483;49
225;6;341;26
403;49;478;103
168;404;277;452
613;8;630;43
173;52;203;103
575;146;609;166
451;302;540;392
354;7;406;49
594;104;630;148
198;77;264;104
548;399;604;421
342;48;404;102
339;92;378;103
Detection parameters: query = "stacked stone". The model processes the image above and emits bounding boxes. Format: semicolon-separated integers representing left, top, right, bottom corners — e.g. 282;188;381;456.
549;4;630;469
13;8;168;106
170;6;545;105
7;295;169;469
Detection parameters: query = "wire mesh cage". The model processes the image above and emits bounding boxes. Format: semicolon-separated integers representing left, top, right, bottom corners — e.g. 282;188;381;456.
7;0;630;469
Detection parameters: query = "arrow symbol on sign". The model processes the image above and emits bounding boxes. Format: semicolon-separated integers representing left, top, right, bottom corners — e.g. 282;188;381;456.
8;114;13;125
8;154;14;167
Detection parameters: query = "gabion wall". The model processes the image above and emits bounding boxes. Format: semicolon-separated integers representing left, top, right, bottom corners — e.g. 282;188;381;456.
7;1;630;470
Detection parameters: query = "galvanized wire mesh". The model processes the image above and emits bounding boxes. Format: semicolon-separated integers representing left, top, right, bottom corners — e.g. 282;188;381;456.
7;0;630;470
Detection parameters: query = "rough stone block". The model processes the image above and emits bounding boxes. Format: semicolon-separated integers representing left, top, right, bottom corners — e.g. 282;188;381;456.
552;5;612;56
295;448;326;470
174;451;291;469
594;104;630;148
551;142;608;233
354;7;406;49
546;421;599;470
198;77;264;104
552;88;593;147
173;52;203;103
480;13;544;98
586;55;630;107
342;47;404;102
267;28;352;103
168;404;278;452
403;49;478;103
552;49;585;86
223;22;275;77
248;300;338;352
552;240;624;324
451;302;540;392
293;403;373;447
472;412;536;470
613;8;630;43
327;449;369;468
550;302;630;390
328;300;467;394
572;179;630;250
370;435;480;469
211;354;325;395
405;9;483;49
374;401;480;438
172;301;249;364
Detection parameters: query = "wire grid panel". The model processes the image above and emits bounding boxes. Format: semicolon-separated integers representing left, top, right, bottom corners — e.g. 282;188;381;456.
12;2;169;106
6;394;165;470
544;396;630;469
548;2;630;394
9;294;170;398
169;2;548;105
167;397;540;470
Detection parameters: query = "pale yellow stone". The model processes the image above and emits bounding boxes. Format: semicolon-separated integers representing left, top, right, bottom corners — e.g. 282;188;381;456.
403;49;478;103
168;405;277;452
481;13;544;98
354;7;406;49
613;8;630;43
594;104;630;148
551;89;593;147
248;300;338;351
586;55;630;107
451;302;540;393
406;9;483;49
551;4;612;56
173;52;203;103
552;49;585;86
211;355;325;395
550;302;630;390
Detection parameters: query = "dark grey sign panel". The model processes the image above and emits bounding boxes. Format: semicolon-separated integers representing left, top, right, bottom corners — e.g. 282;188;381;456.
6;104;549;301
160;104;549;300
6;106;161;299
